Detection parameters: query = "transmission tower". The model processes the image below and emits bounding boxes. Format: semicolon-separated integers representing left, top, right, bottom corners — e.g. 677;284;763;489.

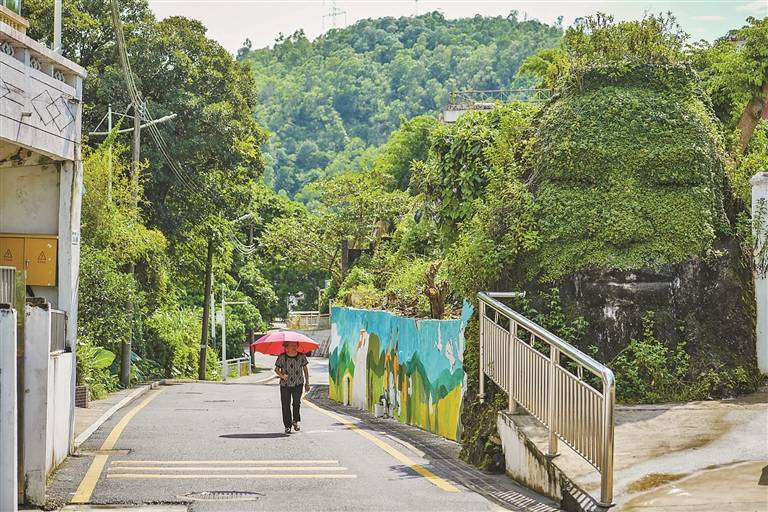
322;0;347;31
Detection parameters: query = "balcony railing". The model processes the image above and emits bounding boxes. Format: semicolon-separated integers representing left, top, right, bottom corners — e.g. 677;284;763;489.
0;16;86;160
50;309;66;353
478;291;615;508
0;4;27;33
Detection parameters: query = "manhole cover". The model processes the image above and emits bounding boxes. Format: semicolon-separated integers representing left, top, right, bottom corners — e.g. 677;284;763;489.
181;491;264;502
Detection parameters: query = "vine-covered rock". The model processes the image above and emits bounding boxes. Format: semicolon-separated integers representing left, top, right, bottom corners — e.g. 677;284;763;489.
528;63;759;392
533;63;728;280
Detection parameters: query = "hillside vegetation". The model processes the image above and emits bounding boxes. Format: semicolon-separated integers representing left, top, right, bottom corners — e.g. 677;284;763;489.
237;12;563;196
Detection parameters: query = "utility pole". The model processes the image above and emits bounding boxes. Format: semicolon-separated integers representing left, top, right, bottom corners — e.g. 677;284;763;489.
120;102;141;387
199;238;214;380
88;105;176;386
220;284;245;381
107;103;112;203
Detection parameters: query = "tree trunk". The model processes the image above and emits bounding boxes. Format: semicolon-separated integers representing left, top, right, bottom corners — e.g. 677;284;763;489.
736;80;768;159
424;260;449;319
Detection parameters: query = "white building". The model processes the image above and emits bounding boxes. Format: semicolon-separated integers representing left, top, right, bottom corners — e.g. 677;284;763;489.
0;3;86;509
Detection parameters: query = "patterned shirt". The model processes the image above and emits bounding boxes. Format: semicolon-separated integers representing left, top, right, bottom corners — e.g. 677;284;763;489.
275;353;308;387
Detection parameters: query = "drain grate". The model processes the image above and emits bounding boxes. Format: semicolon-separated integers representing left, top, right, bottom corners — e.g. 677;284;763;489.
181;491;264;502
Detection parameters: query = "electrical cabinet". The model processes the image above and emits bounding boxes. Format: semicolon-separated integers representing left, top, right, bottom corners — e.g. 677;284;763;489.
0;235;57;286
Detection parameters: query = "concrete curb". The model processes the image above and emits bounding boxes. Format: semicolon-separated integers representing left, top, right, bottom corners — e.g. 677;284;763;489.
73;382;158;449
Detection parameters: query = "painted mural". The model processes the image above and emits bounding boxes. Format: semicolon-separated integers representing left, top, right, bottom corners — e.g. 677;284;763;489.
328;303;473;441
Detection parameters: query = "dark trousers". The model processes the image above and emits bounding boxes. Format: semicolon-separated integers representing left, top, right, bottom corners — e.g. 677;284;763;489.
280;384;302;428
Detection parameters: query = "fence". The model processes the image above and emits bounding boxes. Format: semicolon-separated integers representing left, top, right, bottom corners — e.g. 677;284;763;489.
478;292;615;507
50;309;67;353
222;357;250;379
447;88;551;108
287;311;330;331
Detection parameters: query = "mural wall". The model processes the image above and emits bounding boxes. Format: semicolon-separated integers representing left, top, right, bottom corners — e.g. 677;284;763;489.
328;303;473;441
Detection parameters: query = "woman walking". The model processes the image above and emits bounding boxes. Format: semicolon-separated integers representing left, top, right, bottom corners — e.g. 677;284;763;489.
274;341;310;434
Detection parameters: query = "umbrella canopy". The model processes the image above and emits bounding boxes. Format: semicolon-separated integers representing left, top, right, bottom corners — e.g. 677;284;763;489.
250;330;319;355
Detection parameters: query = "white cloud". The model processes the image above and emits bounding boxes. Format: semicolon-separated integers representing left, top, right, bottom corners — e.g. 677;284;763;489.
736;0;768;14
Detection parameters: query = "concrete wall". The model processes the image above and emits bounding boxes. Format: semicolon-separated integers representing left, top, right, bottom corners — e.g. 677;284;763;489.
22;303;50;505
328;303;473;441
497;412;597;512
0;307;17;512
21;302;75;505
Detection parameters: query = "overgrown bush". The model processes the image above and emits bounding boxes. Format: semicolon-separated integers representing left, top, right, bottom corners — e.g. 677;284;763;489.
143;307;219;380
335;267;384;309
612;313;761;403
76;336;118;400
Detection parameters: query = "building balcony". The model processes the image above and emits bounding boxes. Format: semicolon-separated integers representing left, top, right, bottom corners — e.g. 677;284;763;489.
0;13;86;162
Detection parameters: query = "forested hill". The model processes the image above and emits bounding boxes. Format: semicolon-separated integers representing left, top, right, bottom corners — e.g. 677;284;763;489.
236;11;563;196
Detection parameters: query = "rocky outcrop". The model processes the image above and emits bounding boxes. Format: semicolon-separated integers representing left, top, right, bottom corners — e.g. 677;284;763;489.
552;238;755;368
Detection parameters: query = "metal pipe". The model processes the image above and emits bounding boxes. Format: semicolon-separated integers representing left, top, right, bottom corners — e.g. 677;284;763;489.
53;0;62;54
600;369;616;507
547;346;559;457
478;301;485;403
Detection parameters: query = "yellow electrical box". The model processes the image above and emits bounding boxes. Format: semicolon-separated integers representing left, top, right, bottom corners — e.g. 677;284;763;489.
0;236;24;269
0;235;57;286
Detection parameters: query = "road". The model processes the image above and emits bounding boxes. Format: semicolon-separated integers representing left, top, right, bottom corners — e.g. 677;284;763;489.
49;359;516;512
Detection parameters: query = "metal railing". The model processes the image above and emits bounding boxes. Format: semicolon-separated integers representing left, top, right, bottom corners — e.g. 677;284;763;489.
478;292;615;508
222;357;250;379
50;309;66;353
447;88;551;109
0;266;14;306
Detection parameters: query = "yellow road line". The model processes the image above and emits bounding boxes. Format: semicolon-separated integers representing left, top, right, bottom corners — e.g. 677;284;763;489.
71;390;163;504
70;454;109;504
108;466;349;471
303;399;459;493
110;459;339;465
107;474;357;479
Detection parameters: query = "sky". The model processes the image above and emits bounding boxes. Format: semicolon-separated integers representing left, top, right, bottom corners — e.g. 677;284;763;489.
148;0;768;52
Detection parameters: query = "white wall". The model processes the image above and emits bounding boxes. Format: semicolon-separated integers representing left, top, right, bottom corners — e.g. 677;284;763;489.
48;352;73;471
0;307;17;512
0;163;60;234
752;172;768;375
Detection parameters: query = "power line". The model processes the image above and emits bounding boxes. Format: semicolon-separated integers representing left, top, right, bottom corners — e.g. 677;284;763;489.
109;0;256;256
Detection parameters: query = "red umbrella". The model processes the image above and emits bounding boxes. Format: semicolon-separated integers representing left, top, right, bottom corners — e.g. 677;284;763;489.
250;330;319;355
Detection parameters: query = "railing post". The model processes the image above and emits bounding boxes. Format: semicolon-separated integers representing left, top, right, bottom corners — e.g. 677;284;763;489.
478;300;485;403
508;320;516;413
600;371;616;507
547;346;559;458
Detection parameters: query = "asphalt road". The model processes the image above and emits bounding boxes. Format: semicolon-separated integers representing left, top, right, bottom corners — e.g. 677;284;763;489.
50;366;506;512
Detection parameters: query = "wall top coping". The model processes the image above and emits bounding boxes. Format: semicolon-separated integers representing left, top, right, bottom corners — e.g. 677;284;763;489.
750;171;768;186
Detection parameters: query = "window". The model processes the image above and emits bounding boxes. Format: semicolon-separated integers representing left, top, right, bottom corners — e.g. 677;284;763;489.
1;1;21;15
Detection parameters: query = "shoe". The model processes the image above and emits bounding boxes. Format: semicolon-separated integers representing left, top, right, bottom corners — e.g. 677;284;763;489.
284;427;291;434
293;422;300;432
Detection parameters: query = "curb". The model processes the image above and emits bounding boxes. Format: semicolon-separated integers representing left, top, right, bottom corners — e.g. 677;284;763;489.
73;382;158;448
